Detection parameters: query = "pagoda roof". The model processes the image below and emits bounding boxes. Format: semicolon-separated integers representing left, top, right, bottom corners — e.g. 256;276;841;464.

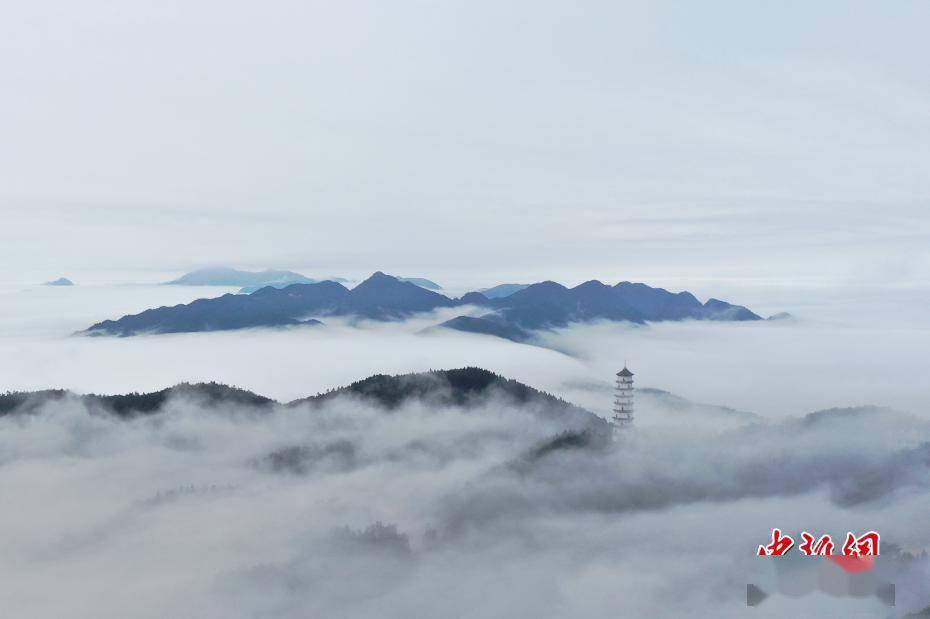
616;367;634;377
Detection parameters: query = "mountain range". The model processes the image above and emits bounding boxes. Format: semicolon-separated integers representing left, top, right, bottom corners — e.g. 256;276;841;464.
83;271;764;339
447;279;761;340
0;368;605;434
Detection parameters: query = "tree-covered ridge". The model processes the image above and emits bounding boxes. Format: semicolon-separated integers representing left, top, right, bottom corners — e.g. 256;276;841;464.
302;367;564;407
0;368;603;430
0;382;274;418
0;390;70;416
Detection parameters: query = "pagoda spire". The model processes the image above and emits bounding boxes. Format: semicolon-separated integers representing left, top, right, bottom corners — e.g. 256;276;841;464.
612;365;634;428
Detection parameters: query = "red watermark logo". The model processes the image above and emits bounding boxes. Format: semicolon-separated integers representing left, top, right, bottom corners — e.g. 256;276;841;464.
758;529;879;557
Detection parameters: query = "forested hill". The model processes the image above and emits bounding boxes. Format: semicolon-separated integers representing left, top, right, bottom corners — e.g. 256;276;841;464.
296;367;607;429
0;382;274;418
0;368;605;431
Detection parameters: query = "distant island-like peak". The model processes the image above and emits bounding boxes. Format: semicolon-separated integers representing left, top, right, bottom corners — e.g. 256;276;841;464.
165;266;317;287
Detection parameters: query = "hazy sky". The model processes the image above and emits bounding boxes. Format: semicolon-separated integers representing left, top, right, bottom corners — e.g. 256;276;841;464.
2;0;928;289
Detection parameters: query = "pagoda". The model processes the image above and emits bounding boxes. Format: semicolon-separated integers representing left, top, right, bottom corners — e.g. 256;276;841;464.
612;366;634;428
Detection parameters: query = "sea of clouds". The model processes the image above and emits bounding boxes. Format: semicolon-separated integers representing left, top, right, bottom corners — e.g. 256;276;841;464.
2;384;929;617
0;280;929;617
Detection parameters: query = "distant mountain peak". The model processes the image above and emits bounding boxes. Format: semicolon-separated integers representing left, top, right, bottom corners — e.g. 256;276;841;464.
348;272;454;318
574;280;609;290
505;280;569;300
353;272;403;289
354;271;410;287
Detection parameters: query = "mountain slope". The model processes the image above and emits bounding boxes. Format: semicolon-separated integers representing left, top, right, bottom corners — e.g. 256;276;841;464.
84;290;330;336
